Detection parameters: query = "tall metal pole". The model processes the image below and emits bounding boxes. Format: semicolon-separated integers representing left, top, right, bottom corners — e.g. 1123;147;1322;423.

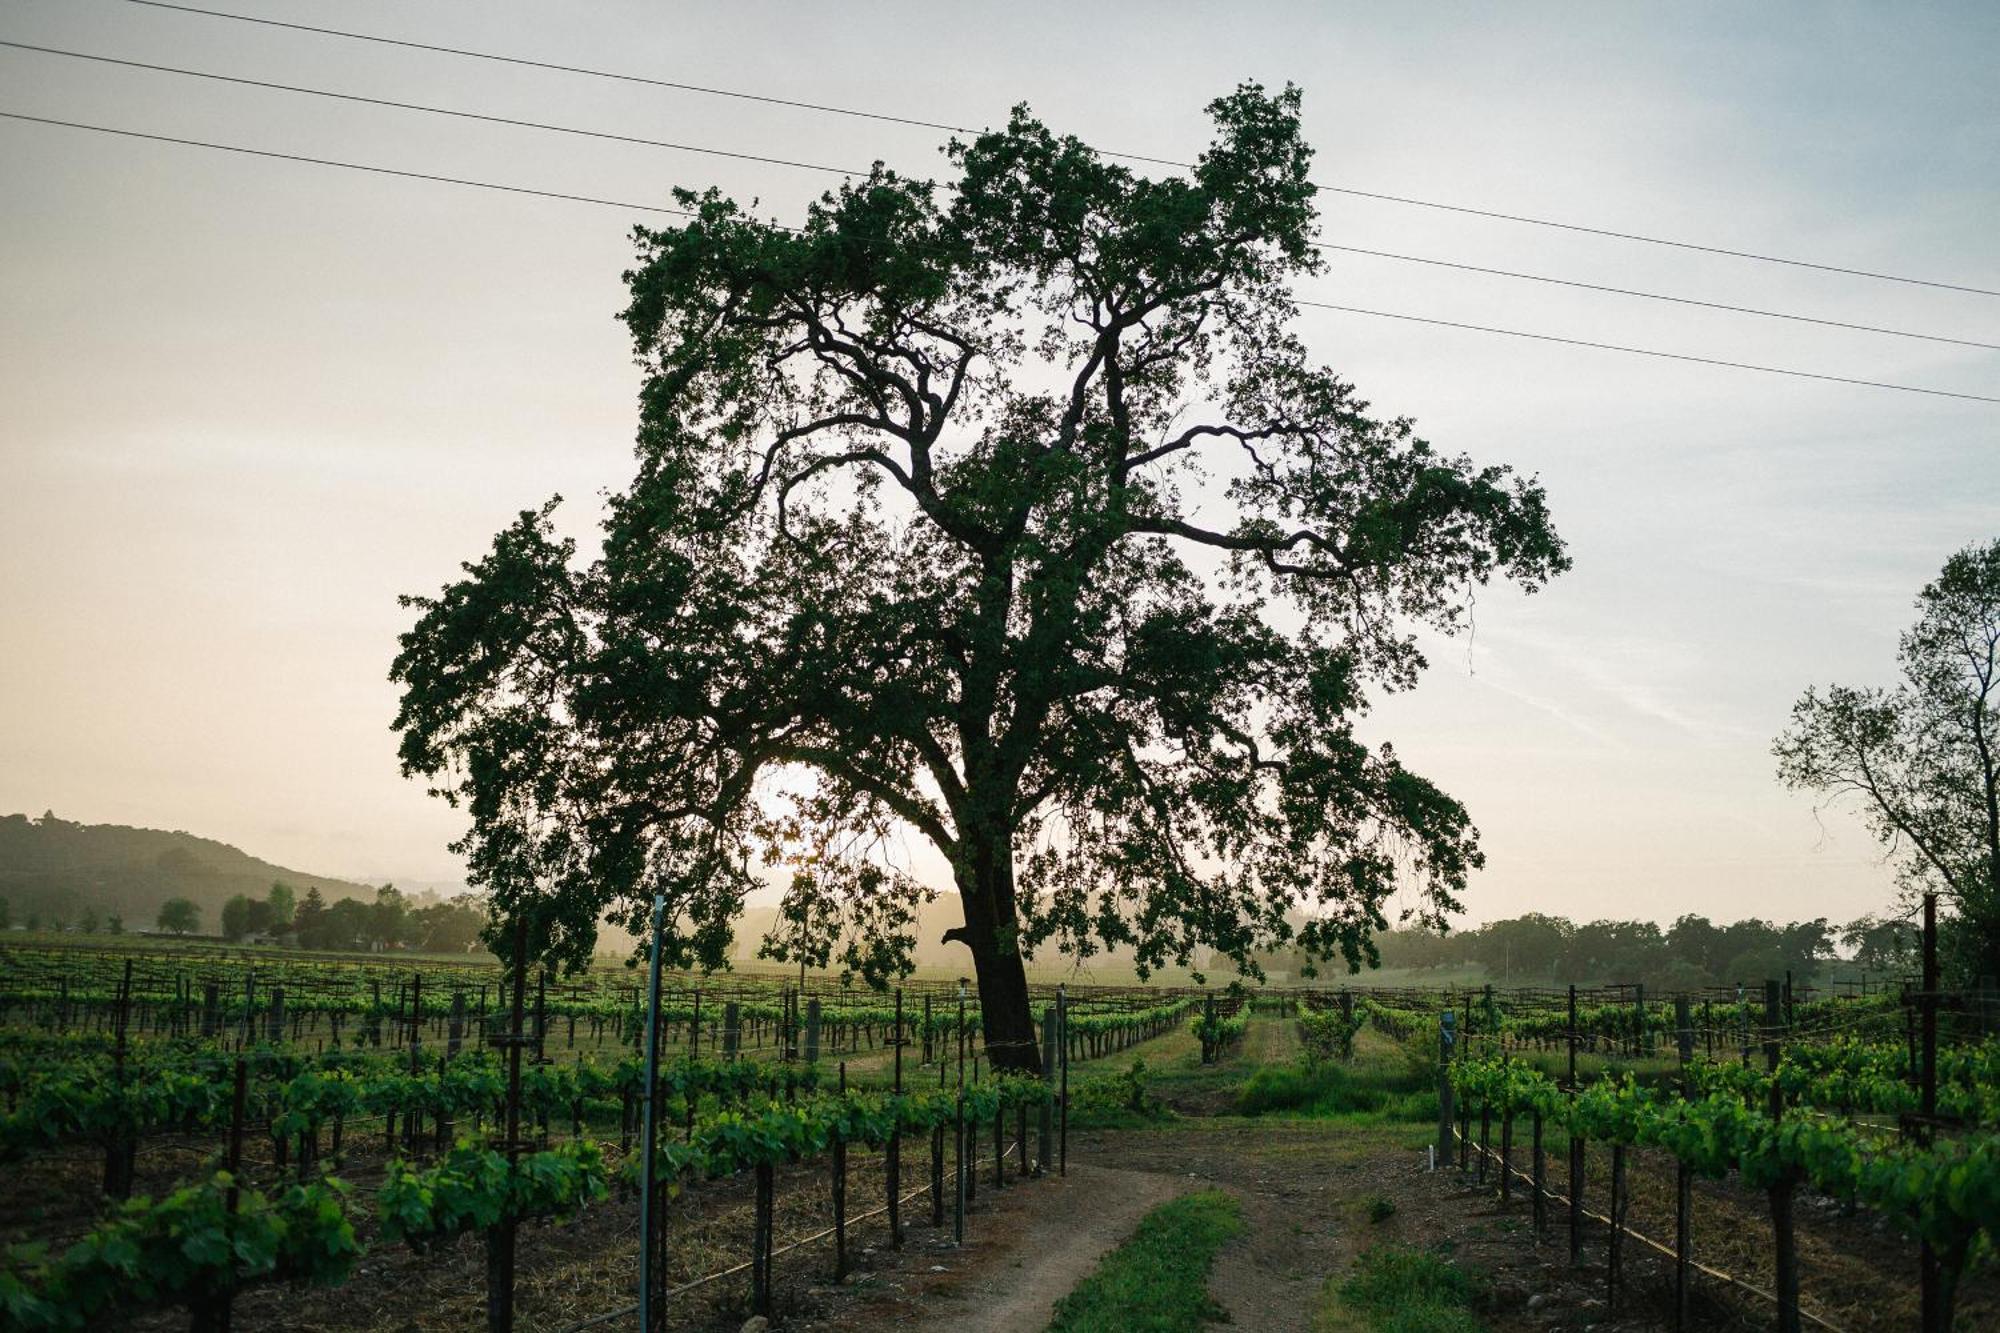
636;895;667;1333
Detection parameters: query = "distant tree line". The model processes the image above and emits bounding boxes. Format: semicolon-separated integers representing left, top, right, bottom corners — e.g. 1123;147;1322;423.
1367;911;1915;987
204;881;489;954
0;883;484;955
0;895;125;936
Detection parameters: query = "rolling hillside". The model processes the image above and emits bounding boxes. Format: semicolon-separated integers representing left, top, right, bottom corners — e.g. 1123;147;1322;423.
0;811;379;928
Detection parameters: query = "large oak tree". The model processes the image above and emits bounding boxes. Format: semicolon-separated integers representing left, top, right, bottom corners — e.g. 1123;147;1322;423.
391;85;1568;1070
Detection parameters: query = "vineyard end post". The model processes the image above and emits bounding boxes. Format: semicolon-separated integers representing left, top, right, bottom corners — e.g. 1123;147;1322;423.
637;894;666;1333
1038;1006;1056;1175
1435;1009;1455;1166
1057;984;1069;1177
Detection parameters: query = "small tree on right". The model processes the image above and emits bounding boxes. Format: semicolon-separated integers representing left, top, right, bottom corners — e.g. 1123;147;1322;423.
1775;539;2000;982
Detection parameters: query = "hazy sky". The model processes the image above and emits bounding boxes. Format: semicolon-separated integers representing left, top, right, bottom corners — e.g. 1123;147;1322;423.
3;1;1996;928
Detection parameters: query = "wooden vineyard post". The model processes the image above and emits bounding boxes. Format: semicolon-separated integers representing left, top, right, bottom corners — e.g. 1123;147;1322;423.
405;972;424;1155
1038;1007;1057;1174
267;985;285;1045
203;981;220;1039
1531;1109;1547;1238
923;994;934;1065
752;1161;775;1316
1764;979;1800;1333
932;1063;946;1229
486;919;529;1333
1567;984;1584;1264
723;1001;741;1059
1436;1009;1456;1167
1477;1094;1491;1187
805;998;822;1065
993;1100;1005;1189
1607;1144;1626;1313
1916;893;1943;1333
1675;1163;1693;1333
953;1087;966;1246
960;985;975;1204
781;987;794;1063
202;1057;248;1333
1674;992;1694;1332
449;989;465;1059
1058;985;1070;1177
955;978;968;1242
1458;994;1473;1171
833;1062;848;1281
534;968;548;1059
637;896;666;1333
1016;1091;1030;1179
1498;1086;1513;1206
887;988;904;1248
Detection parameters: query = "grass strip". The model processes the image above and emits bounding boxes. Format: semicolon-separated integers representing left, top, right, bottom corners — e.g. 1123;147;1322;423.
1317;1243;1484;1333
1045;1188;1244;1333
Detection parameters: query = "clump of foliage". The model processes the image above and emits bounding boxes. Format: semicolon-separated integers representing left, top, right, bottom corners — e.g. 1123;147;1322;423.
1070;1059;1170;1128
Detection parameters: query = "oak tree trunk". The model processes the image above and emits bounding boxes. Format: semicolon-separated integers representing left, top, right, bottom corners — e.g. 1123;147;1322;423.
947;822;1042;1073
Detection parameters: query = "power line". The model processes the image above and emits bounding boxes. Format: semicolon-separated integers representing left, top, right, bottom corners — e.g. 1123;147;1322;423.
116;0;2000;299
1314;242;2000;353
1293;300;2000;404
2;110;1993;406
0;110;701;218
117;0;969;135
10;40;1994;354
0;41;879;182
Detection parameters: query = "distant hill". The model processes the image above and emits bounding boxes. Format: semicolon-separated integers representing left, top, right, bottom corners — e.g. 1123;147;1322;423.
0;811;379;929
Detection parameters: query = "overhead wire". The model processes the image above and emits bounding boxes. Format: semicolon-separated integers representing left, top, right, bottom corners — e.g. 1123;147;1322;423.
112;0;2000;299
1;109;1995;405
1290;302;2000;404
7;39;1996;354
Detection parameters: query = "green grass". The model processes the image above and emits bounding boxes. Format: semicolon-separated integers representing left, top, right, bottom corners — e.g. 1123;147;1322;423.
1236;1058;1438;1123
1316;1244;1484;1333
1046;1189;1244;1333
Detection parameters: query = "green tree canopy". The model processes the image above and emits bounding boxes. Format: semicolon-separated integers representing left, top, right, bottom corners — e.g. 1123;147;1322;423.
1776;539;2000;981
391;84;1567;1068
368;885;408;950
293;886;328;949
155;896;200;935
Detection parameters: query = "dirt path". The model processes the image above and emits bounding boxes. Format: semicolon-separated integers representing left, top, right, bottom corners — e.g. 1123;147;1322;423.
800;1162;1186;1332
942;1163;1188;1333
